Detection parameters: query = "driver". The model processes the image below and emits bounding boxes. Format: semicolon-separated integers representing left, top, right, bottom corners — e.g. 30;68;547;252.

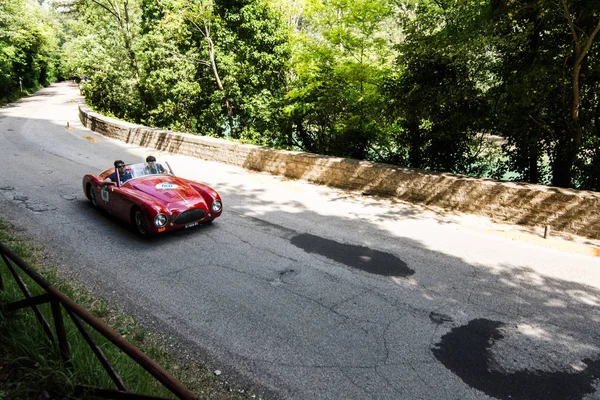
104;160;133;184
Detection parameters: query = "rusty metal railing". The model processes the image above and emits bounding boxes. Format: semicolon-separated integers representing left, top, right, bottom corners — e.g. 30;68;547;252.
0;241;198;400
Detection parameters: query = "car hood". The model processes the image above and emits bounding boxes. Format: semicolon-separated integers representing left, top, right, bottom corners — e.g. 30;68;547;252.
128;176;207;207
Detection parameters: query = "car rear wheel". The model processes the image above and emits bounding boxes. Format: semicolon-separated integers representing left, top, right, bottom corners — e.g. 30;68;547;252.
86;184;97;208
132;208;149;237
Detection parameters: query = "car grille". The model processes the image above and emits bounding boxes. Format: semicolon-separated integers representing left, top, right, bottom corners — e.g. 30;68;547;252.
174;209;206;225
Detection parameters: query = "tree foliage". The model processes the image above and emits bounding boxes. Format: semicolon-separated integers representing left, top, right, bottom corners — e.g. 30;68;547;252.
382;0;600;188
0;0;61;102
488;0;600;188
383;0;493;173
49;0;600;190
62;0;290;142
284;0;394;159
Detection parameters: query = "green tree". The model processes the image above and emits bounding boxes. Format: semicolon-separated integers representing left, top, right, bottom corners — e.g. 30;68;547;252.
213;0;291;143
133;0;223;133
62;0;288;141
62;0;148;121
387;0;600;188
384;0;492;173
490;0;600;188
285;0;394;159
0;0;61;102
48;0;600;190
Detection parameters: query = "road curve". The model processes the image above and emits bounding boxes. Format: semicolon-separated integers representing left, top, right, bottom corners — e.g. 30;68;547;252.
1;82;600;400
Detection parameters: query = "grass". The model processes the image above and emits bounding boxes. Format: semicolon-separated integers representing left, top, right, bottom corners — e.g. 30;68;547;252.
0;219;255;399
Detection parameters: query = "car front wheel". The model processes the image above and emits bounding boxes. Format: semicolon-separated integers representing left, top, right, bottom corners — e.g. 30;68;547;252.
86;184;97;208
132;208;149;237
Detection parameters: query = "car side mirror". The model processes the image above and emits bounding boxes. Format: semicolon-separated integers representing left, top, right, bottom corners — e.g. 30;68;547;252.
102;182;116;188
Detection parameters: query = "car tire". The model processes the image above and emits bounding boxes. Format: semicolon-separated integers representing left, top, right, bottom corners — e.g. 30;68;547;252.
132;207;149;237
86;184;97;208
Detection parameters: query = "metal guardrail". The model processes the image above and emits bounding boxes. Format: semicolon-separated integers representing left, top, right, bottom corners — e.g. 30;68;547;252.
0;241;198;400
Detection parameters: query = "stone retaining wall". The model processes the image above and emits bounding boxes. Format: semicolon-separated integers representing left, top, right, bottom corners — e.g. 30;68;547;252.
79;104;600;240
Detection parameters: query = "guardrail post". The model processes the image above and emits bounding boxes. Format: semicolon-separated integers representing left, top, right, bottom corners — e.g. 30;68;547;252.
66;308;127;391
0;252;55;343
51;299;71;368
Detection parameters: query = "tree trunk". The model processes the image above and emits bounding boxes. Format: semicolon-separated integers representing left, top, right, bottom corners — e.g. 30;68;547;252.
554;0;600;187
528;141;540;184
407;119;423;169
552;136;572;187
90;0;147;118
206;30;236;138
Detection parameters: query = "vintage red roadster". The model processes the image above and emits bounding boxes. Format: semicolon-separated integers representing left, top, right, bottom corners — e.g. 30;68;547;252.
82;160;222;236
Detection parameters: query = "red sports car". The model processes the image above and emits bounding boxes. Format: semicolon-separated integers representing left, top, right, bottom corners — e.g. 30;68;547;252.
82;160;222;236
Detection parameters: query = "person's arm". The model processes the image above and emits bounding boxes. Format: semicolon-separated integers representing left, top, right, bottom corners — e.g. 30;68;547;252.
104;172;116;183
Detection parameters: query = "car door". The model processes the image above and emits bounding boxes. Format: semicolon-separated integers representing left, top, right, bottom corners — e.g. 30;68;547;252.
98;182;114;211
107;184;133;223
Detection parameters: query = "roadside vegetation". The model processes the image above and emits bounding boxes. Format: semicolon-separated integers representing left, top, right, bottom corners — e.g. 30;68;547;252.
2;0;600;189
0;219;253;399
0;0;61;104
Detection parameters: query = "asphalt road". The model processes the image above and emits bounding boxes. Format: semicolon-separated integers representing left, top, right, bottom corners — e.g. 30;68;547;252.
1;82;600;400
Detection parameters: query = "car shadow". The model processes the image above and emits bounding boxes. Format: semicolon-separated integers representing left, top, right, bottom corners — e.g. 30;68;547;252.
80;199;217;243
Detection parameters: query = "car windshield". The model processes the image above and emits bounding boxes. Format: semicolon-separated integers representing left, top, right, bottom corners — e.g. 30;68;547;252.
122;161;173;182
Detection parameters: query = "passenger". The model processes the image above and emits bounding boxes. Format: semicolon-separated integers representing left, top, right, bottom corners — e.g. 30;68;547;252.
145;155;166;174
104;160;133;184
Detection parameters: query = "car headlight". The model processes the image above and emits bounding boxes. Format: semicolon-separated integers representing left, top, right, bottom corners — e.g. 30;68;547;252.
154;214;168;227
211;200;222;213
